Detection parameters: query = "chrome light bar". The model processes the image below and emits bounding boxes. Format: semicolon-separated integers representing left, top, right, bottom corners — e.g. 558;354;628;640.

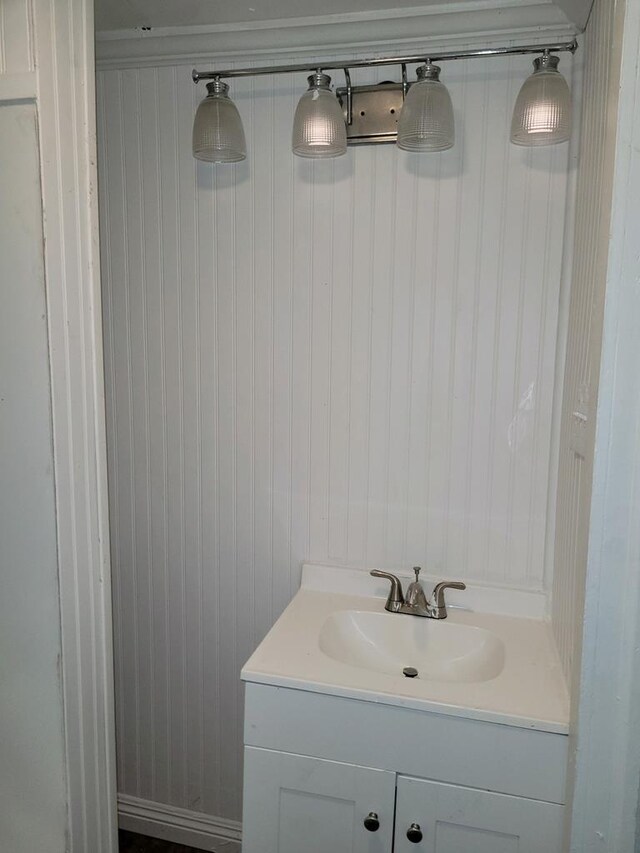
192;40;578;84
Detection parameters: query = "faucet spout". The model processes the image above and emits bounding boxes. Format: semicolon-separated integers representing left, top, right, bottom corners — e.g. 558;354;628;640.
405;566;429;612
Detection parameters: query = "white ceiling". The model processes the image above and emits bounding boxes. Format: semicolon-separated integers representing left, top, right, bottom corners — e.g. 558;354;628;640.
95;0;591;33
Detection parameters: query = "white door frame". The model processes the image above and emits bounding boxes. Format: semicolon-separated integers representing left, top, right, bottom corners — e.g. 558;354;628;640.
31;0;118;848
569;0;640;848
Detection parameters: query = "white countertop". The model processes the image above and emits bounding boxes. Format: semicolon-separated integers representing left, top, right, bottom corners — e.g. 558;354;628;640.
241;564;570;734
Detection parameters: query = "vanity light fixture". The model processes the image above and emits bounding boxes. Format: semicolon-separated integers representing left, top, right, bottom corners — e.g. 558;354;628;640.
191;39;577;163
192;77;246;163
396;62;454;152
510;51;572;146
292;71;348;158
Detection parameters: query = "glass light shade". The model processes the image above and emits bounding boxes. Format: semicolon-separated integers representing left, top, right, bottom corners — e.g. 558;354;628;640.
192;80;246;163
510;54;571;146
397;63;454;152
292;72;347;159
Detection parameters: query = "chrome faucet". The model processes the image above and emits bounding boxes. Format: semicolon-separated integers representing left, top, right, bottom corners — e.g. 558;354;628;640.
370;567;466;619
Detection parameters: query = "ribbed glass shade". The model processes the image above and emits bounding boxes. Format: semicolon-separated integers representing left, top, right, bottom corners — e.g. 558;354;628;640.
192;80;246;163
292;73;347;159
510;54;571;146
397;64;454;152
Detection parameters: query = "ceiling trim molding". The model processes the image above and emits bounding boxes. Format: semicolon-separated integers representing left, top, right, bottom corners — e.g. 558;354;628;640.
96;0;580;68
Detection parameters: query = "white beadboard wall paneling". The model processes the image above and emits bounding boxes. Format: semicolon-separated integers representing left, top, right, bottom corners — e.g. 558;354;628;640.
98;52;575;823
551;0;620;686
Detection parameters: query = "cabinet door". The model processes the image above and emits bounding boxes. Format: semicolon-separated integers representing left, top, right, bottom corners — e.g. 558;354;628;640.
242;747;396;853
394;776;564;853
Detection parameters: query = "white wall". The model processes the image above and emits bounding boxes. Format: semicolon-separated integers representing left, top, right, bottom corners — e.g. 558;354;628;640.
551;0;620;686
98;49;576;825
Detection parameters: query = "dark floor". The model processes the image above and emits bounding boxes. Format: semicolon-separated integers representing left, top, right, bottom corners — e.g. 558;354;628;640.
119;829;205;852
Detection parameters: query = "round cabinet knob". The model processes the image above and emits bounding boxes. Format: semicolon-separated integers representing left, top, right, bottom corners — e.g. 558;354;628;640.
406;822;423;843
363;812;380;832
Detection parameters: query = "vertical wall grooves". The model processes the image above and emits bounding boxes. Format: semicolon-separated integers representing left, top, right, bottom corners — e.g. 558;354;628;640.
268;73;275;622
286;76;295;596
189;71;205;811
249;69;256;649
211;147;221;813
463;66;488;573
155;68;171;805
118;67;142;796
382;150;398;561
363;149;377;563
443;74;464;567
135;67;156;799
98;54;574;823
325;159;333;562
422;154;439;561
506;142;531;583
401;160;419;566
173;63;187;808
528;152;555;583
98;69;124;787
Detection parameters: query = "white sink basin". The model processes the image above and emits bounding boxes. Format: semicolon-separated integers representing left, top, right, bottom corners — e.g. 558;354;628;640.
319;609;505;683
242;565;570;731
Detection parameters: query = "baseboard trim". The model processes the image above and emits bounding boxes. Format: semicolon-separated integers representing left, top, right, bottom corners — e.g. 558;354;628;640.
118;794;242;852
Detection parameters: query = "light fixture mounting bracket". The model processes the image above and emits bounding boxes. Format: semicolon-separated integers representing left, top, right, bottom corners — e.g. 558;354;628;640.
336;81;409;145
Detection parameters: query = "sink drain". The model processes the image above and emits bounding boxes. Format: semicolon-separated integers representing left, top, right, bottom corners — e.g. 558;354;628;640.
403;666;418;678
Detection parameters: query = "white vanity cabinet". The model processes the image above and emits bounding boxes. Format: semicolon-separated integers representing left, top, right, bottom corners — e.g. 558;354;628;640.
242;748;396;853
241;683;568;853
393;776;564;853
242;746;564;853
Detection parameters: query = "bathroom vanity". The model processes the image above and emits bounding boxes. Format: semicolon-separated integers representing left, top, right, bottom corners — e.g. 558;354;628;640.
241;565;569;853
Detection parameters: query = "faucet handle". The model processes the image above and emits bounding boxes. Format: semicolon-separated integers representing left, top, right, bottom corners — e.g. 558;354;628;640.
370;570;404;612
413;566;421;581
429;580;466;619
